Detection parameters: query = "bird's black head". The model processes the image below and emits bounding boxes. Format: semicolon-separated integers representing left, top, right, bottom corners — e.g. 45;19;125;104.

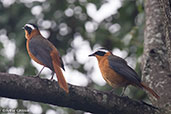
23;23;39;34
89;51;107;57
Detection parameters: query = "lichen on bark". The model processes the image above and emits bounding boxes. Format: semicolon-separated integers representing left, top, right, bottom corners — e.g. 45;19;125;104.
143;0;171;112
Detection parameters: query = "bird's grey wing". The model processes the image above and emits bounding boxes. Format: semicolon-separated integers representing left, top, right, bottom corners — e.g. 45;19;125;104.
108;55;141;86
28;36;54;70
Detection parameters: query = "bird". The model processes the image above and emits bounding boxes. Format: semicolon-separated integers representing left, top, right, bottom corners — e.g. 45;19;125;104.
89;48;160;99
23;23;69;93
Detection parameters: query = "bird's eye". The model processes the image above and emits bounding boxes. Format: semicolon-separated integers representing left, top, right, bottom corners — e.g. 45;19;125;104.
95;51;106;56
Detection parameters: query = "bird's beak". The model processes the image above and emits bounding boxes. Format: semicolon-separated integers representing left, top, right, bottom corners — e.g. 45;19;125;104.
22;26;25;30
88;53;95;57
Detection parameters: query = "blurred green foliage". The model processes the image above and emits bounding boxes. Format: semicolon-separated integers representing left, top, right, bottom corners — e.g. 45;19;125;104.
0;0;146;113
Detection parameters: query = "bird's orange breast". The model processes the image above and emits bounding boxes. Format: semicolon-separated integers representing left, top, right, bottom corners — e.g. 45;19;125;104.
98;56;129;88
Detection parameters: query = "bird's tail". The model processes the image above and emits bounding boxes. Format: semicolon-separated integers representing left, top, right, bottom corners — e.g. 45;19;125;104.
140;82;159;99
52;61;69;93
50;50;69;93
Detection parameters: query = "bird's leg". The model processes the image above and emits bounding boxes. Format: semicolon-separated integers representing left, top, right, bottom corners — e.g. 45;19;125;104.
50;72;55;80
35;66;45;77
120;86;127;96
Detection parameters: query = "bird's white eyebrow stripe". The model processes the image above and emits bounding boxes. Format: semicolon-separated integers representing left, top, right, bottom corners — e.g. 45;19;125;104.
96;48;108;53
25;24;35;30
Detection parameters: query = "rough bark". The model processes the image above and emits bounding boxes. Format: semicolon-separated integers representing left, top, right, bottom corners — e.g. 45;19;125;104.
143;0;171;112
0;72;160;114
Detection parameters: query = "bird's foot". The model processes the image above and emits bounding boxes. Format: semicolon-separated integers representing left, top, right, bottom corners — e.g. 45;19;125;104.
121;96;129;99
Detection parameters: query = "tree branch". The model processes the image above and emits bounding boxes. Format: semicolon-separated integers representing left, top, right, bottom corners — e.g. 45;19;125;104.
0;72;160;114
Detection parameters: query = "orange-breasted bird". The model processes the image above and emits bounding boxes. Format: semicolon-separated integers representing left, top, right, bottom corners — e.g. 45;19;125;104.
89;49;159;99
23;23;69;93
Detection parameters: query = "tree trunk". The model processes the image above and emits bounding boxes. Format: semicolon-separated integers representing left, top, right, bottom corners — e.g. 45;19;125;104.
143;0;171;112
